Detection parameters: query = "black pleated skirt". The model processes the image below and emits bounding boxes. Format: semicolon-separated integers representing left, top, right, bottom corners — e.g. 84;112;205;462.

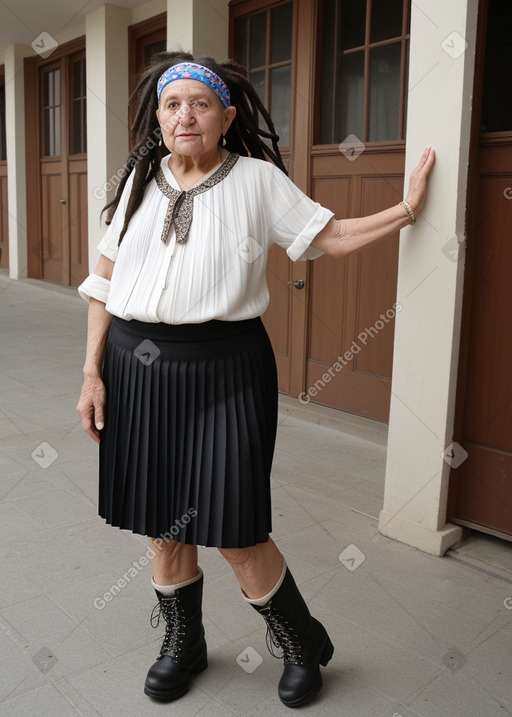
98;316;278;548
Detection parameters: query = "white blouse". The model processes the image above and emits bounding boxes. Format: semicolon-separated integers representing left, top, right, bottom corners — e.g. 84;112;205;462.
78;153;333;324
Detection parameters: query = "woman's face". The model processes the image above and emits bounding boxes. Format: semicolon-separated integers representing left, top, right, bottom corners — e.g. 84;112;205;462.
156;79;236;158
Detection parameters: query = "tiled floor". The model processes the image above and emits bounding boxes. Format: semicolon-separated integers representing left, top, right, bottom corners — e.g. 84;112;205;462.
1;272;512;716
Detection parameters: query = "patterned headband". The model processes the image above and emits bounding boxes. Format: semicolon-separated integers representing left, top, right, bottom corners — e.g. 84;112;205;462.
157;62;231;108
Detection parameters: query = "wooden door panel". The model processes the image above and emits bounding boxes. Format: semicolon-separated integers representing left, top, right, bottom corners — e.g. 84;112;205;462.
450;147;512;537
308;253;347;362
354;176;402;377
305;364;394;416
68;158;88;286
0;168;8;269
462;173;512;450
41;165;64;283
305;150;404;420
308;178;350;363
452;444;512;535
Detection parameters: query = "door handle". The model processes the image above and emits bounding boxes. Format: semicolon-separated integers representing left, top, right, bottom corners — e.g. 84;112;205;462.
60;199;66;204
287;279;305;290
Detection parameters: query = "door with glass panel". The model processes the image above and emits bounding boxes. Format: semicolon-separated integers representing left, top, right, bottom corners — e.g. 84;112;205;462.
231;0;410;420
25;40;88;286
307;0;410;420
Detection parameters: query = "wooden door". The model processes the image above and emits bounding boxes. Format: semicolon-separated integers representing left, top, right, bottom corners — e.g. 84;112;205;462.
0;65;8;270
307;150;404;421
230;0;410;419
305;0;410;421
448;0;512;539
25;40;88;287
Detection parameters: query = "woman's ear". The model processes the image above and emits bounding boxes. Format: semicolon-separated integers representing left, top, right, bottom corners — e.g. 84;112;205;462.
222;106;237;134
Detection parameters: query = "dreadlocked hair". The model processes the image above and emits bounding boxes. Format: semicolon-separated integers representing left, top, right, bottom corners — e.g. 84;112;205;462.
101;51;287;246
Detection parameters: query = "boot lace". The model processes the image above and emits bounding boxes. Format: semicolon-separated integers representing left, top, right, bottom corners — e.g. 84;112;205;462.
150;596;186;661
261;605;304;665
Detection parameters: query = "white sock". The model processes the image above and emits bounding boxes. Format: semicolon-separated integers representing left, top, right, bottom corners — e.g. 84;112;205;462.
242;557;287;607
151;567;203;596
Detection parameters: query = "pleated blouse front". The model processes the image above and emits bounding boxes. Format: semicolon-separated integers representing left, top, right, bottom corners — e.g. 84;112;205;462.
92;153;333;325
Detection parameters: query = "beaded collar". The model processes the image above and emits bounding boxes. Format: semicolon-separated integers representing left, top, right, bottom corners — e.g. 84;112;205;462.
155;153;239;244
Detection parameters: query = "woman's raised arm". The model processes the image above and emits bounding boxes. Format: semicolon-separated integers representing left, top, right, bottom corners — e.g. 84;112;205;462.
311;147;435;258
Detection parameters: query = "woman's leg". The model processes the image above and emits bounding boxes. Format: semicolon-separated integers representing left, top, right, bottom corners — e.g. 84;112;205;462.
219;538;333;709
144;538;206;701
147;536;199;585
218;537;284;598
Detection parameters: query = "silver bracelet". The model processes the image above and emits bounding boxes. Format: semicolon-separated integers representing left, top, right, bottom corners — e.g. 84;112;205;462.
400;200;416;225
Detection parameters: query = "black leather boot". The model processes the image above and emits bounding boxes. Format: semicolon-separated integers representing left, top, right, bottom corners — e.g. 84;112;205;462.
251;568;333;708
144;572;207;700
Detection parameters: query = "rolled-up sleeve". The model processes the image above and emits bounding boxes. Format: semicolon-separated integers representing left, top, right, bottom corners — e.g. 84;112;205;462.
284;207;334;261
77;273;111;304
264;164;334;262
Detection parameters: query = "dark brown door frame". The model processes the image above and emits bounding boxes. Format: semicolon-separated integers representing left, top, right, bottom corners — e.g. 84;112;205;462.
288;0;317;397
128;12;167;94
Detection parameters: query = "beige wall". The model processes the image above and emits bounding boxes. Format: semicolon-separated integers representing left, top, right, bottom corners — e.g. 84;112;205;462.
85;5;131;272
166;0;229;60
4;44;32;280
132;0;167;25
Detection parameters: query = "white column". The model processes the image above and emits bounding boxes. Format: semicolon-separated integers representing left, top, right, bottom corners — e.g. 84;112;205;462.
379;0;479;555
166;0;229;60
4;45;31;279
85;5;131;273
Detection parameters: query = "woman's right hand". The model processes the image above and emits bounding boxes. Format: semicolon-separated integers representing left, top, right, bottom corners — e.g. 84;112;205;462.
77;374;106;444
404;146;435;215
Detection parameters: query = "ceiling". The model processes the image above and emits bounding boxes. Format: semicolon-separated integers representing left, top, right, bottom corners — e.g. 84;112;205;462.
0;0;143;55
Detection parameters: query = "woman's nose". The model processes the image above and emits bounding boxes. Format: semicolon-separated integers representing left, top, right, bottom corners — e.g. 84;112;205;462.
177;104;193;124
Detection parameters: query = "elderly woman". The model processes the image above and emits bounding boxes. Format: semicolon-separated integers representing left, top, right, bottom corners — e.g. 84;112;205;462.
77;51;434;708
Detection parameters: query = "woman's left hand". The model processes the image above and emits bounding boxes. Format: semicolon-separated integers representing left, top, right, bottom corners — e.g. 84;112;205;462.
405;147;436;215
